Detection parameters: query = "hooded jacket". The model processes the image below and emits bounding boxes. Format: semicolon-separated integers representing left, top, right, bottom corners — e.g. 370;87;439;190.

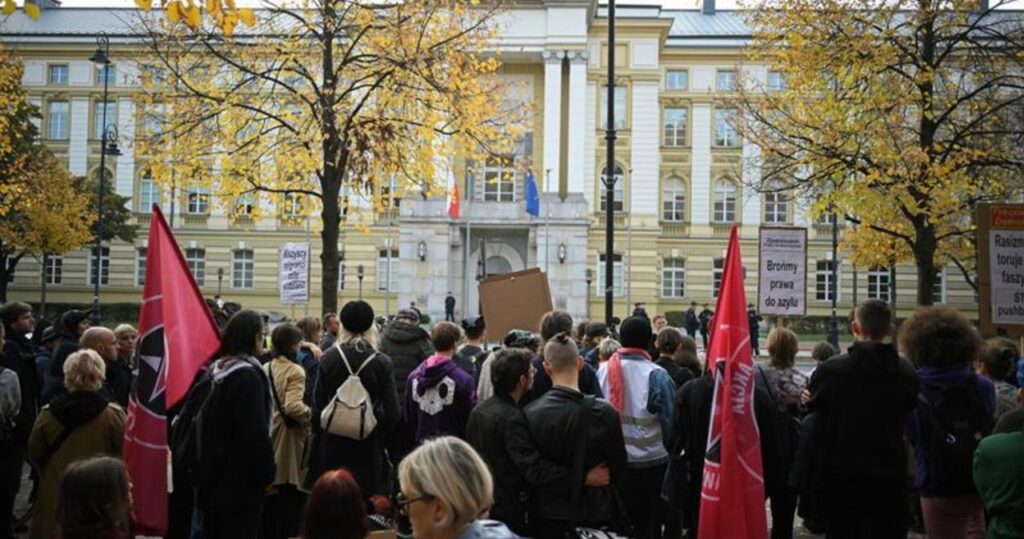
404;355;476;444
2;328;39;442
43;310;91;404
379;321;433;402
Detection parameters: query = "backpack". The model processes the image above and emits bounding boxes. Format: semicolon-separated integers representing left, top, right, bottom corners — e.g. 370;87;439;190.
320;346;377;441
918;375;993;494
0;366;16;443
454;346;488;383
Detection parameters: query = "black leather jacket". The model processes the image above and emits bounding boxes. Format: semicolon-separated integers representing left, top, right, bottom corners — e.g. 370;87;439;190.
522;386;629;524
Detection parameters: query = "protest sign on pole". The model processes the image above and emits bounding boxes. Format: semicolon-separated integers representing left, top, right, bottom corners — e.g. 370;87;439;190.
977;204;1024;336
757;227;807;317
279;242;310;305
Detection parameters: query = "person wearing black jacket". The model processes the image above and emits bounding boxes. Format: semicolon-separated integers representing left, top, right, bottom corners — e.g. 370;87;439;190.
654;327;694;389
805;300;919;539
378;309;433;403
197;310;276;538
309;301;400;499
43;309;92;403
521;310;604;406
0;303;39;447
524;334;628;538
80;327;131;408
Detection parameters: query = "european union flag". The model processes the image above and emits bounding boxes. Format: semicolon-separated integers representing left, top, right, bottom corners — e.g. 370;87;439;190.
525;172;540;217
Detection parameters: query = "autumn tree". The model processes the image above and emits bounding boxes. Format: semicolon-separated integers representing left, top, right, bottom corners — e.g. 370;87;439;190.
735;0;1024;305
132;0;521;314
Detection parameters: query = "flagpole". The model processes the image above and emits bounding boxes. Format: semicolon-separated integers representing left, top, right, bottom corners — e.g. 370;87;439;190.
385;175;395;318
544;169;551;276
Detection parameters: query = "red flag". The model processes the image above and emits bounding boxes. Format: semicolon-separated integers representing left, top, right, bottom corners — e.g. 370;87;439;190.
698;226;767;539
447;181;460;219
123;204;221;535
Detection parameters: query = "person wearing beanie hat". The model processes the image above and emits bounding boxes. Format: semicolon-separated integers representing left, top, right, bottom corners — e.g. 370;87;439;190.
42;309;93;404
379;308;433;405
597;315;676;539
307;300;400;498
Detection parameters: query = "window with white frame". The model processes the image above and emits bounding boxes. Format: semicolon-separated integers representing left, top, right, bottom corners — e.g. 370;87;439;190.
381;182;401;209
185;248;206;286
136;248;147;287
868;267;891;302
716;69;737;91
377;248;400;292
282;192;303;217
713;180;737;223
763;183;790;224
48;101;69;140
93;100;117;139
234;194;255;216
43;256;62;285
138;175;160;213
932;269;945;304
662;258;686;298
232;249;254;289
186;185;210;214
815;259;841;301
665;70;688;91
663;107;687;147
48;64;68;85
767;71;785;92
600;166;625;212
662;177;687;222
713;257;725;298
482;160;516;202
600;85;627;130
597;254;624;297
816;212;837;225
95;64;116;86
714;108;739;147
338;255;346;290
88;246;110;286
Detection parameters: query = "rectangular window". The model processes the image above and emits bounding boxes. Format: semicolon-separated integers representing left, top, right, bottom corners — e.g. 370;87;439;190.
815;259;841;302
662;258;686;298
187;186;210;215
232;249;254;289
136;248;147;287
764;190;789;224
663;107;687;148
94;100;117;139
88;247;110;286
662;181;686;223
767;71;785;92
48;101;69;140
483;162;516;202
381;183;401;210
714;108;739;148
665;69;688;91
185;248;206;286
716;69;737;91
932;269;945;304
234;194;255;216
338;257;346;290
95;64;116;86
713;257;725;299
600;85;627;130
713;182;737;223
868;267;891;302
597;254;624;297
282;192;303;217
377;248;400;292
43;256;62;285
138;177;160;212
48;64;69;85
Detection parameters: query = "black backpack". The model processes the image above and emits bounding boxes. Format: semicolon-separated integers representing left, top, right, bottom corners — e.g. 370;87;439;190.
918;375;993;494
170;365;223;490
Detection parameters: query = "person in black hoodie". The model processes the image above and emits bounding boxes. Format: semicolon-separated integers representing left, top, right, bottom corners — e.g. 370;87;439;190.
521;310;603;406
805;299;919;539
379;308;433;403
196;309;276;538
0;302;40;538
43;309;92;404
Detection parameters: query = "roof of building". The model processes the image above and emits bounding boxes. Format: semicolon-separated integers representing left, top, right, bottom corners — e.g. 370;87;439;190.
1;8;142;37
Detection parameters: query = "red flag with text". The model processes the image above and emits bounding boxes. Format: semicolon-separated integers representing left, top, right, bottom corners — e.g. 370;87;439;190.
698;226;767;539
123;205;221;535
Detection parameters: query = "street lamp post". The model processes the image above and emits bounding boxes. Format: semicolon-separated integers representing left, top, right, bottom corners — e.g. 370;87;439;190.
357;264;365;300
603;0;617;326
90;33;119;325
585;268;593;320
217;267;224;297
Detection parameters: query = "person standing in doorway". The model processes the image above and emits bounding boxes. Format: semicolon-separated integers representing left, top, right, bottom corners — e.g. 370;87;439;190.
445;292;457;322
684;302;700;338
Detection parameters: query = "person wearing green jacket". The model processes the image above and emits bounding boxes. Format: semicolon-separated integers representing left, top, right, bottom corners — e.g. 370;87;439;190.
974;406;1024;539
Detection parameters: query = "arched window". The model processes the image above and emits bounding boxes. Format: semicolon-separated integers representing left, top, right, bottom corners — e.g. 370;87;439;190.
712;180;737;223
600;165;625;212
662;177;687;222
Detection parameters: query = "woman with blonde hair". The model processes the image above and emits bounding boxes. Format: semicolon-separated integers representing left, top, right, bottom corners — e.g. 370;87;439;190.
28;349;125;539
397;436;518;539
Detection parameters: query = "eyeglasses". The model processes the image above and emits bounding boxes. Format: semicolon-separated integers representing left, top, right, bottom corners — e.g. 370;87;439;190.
394;491;435;516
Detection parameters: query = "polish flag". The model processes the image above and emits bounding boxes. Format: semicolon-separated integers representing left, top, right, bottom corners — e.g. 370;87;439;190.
698;226;767;539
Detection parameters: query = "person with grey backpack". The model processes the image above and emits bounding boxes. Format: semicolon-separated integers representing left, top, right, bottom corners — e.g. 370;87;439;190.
308;301;400;499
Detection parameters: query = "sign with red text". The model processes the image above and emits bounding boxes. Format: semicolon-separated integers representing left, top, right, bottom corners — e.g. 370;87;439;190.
978;204;1024;336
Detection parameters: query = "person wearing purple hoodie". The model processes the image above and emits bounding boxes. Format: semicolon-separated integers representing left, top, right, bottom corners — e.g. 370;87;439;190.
405;322;477;445
902;307;994;539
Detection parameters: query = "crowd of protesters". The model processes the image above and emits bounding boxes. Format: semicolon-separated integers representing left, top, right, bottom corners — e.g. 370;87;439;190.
1;296;1023;539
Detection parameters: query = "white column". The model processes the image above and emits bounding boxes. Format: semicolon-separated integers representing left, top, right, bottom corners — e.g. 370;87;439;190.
115;98;135;197
691;104;712;225
69;97;89;176
542;50;564;185
566;51;587;195
29;98;42;131
629;81;659;215
584;81;597;211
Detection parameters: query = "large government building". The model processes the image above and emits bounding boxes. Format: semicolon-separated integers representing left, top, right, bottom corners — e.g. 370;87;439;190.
1;1;979;325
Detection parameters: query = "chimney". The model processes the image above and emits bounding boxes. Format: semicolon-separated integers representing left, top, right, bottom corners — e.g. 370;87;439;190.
702;0;715;16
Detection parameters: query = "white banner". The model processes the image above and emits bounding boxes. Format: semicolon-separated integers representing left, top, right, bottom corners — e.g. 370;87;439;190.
279;242;310;306
989;230;1024;325
757;227;807;317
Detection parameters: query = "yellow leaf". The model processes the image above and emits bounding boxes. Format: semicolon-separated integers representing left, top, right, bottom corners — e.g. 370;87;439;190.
184;2;201;29
135;0;152;10
23;1;40;19
205;0;217;14
166;0;181;22
224;0;234;9
238;7;255;27
2;0;15;15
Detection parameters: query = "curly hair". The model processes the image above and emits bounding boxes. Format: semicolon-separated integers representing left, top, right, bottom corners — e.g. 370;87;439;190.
898;307;981;367
63;349;106;392
981;337;1020;381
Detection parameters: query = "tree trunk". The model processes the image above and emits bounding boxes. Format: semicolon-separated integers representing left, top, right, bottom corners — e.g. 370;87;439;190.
913;223;938;307
320;168;342;315
0;246;19;303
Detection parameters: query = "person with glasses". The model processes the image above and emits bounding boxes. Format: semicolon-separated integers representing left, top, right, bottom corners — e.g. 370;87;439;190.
397;436;519;539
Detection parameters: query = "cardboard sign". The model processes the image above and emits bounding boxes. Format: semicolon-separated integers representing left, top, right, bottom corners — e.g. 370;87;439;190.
977;204;1024;336
478;268;553;341
757;227;808;317
279;242;310;305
